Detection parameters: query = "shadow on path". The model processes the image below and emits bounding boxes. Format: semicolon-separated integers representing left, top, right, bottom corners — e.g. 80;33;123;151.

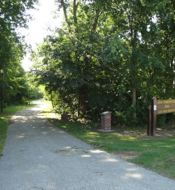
0;101;175;190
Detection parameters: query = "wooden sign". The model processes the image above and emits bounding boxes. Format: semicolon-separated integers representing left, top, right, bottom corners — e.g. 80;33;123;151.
147;96;175;136
156;99;175;115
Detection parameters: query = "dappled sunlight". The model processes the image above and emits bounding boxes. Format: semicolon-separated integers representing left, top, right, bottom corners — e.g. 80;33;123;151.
48;127;58;132
51;146;95;157
160;145;174;148
100;158;119;163
89;150;104;154
122;173;143;179
138;140;175;150
30;107;42;111
38;164;49;169
64;146;72;149
30;105;48;111
113;134;138;142
15;132;26;139
16;135;26;139
81;155;91;158
42;132;48;135
59;131;66;133
2;100;175;189
36;113;45;118
10;115;37;123
125;168;139;172
11;115;21;119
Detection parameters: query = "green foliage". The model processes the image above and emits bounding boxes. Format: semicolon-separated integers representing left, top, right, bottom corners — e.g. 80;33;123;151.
0;0;38;112
157;115;166;126
32;0;175;127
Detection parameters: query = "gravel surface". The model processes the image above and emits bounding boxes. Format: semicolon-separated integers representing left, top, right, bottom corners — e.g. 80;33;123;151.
0;100;175;190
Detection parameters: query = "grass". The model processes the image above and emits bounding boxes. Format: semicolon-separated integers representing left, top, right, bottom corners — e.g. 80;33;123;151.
41;104;175;180
0;103;35;158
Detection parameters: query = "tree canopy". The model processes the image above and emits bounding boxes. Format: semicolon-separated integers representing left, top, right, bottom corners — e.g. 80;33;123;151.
31;0;175;126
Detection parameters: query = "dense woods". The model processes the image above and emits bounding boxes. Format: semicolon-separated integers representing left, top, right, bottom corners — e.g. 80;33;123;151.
0;0;43;112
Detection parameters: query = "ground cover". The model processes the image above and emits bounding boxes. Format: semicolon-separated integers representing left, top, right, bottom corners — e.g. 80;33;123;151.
41;102;175;180
0;103;35;158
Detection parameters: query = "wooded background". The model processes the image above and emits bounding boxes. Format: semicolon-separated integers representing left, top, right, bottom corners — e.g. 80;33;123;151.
1;0;175;127
0;0;43;112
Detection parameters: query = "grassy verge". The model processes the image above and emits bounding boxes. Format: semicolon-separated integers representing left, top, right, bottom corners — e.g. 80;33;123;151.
0;103;36;158
41;104;175;180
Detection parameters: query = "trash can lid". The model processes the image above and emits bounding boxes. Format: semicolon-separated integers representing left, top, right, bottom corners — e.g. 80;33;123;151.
100;111;111;115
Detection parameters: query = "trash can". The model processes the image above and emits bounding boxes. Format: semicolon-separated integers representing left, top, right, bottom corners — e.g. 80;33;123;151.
61;114;71;120
100;111;112;130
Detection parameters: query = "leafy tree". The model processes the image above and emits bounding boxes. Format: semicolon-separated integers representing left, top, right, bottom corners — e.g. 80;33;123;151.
32;0;175;126
0;0;38;112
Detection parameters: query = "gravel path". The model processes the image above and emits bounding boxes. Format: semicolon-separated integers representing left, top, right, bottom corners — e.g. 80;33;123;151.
0;100;175;190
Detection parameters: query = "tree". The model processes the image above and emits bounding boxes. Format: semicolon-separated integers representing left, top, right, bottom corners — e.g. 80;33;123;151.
32;0;175;126
91;0;171;121
0;0;38;112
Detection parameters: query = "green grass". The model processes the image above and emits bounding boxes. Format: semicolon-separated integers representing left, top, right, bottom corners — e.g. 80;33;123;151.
41;105;175;180
0;103;36;158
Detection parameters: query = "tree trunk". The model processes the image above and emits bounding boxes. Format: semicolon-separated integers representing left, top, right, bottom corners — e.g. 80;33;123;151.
91;9;100;33
80;98;87;118
132;87;136;119
68;92;74;117
51;91;53;108
78;90;80;118
60;0;72;33
73;0;79;25
79;86;87;118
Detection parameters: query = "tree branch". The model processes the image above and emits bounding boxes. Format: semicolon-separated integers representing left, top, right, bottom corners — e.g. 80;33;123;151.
60;0;72;33
73;0;79;25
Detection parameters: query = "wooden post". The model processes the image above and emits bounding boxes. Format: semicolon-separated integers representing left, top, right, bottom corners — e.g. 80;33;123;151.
0;86;3;113
1;71;3;113
147;105;152;136
151;96;157;136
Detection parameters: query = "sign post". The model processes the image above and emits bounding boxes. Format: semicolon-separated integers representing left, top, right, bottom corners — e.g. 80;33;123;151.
0;70;4;113
151;96;157;136
147;105;152;136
